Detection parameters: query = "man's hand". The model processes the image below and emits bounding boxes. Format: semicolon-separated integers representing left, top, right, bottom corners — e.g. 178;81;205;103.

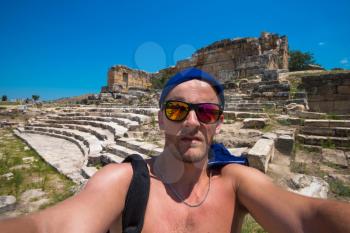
0;163;132;233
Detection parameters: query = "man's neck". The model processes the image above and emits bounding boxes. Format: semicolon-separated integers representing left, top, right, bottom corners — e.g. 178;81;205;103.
154;147;210;197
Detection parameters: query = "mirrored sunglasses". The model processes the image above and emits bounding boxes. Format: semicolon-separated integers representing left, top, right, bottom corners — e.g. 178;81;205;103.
163;100;223;124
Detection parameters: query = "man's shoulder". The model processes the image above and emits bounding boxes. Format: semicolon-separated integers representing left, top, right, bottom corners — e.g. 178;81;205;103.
84;163;133;193
219;163;270;187
220;163;256;176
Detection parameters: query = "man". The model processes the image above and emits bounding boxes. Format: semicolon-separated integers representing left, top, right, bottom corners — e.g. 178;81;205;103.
1;68;350;233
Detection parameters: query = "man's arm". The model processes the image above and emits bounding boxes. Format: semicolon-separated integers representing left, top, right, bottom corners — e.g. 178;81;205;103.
224;164;350;233
0;163;133;233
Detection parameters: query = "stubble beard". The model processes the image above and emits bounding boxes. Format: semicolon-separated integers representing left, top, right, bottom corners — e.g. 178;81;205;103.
164;134;210;164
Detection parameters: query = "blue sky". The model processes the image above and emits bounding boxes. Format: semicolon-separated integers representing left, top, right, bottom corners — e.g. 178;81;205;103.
1;0;349;100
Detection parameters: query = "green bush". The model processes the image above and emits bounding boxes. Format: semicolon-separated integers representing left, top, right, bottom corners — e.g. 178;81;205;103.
289;50;317;71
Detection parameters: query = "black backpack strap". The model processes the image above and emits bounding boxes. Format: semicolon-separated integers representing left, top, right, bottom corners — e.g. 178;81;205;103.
121;154;150;233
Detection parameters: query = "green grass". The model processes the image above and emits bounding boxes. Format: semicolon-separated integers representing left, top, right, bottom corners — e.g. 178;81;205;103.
328;178;350;198
325;113;342;120
0;128;76;211
290;161;308;174
0;101;20;106
241;215;267;233
320;139;336;149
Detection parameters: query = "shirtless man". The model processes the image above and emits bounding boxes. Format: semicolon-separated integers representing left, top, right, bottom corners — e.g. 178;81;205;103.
2;68;350;233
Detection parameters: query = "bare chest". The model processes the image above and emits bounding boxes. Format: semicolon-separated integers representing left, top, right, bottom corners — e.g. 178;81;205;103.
141;178;236;233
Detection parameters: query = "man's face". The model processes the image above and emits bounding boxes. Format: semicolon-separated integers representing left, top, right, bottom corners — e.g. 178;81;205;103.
158;79;223;163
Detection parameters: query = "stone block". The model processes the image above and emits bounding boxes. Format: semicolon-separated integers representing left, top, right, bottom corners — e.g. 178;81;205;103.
301;127;334;137
262;132;277;141
295;111;327;119
333;100;350;114
304;120;330;127
228;147;249;156
1;172;14;181
288;174;329;199
0;195;16;213
81;166;98;179
275;115;302;125
223;111;236;120
243;118;268;129
247;139;274;173
345;151;350;160
328;120;350;128
337;85;350;94
309;101;335;113
322;148;348;168
22;156;35;164
276;134;294;155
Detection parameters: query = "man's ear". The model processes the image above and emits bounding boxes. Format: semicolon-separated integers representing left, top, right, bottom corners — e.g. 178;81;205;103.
215;114;224;135
158;110;164;130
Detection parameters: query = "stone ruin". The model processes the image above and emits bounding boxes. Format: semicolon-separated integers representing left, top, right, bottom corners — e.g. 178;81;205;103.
302;72;350;114
2;32;350;215
101;32;288;99
101;65;152;93
163;31;288;83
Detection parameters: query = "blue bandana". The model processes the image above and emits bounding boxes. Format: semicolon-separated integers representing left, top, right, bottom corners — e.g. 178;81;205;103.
159;67;225;109
208;143;249;169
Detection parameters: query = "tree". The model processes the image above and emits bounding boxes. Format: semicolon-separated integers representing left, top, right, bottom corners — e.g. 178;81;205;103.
289;50;316;71
32;95;40;102
1;95;7;101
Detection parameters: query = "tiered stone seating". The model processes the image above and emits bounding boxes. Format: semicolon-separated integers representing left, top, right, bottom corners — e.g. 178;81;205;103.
115;137;162;156
42;116;128;139
16;107;160;181
24;125;103;156
297;119;350;149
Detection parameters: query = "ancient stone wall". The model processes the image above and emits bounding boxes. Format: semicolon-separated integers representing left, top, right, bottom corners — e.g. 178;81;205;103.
159;32;288;83
302;72;350;114
102;65;152;93
103;32;288;93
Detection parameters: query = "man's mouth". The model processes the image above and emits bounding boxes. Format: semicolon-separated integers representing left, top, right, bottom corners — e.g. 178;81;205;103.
180;136;202;142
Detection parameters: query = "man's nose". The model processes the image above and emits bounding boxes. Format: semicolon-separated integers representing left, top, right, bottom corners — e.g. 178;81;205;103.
184;110;200;127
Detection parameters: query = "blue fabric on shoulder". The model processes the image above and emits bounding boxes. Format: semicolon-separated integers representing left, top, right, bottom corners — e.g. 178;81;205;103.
208;143;249;169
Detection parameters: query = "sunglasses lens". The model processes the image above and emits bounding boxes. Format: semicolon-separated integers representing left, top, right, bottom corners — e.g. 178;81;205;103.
196;104;221;123
165;101;189;121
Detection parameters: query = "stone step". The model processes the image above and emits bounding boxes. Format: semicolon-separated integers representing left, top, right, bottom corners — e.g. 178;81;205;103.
21;129;88;156
81;166;98;179
304;119;350;128
224;111;269;120
41;118;128;138
56;107;158;117
121;108;159;117
297;134;350;148
14;130;86;184
300;126;350;137
101;152;125;164
48;115;139;130
115;137;162;157
91;112;151;124
25;126;103;155
226;102;276;108
226;99;280;104
30;122;109;141
243;118;268;129
0;195;16;214
253;83;290;93
225;107;263;112
285;99;307;105
105;144;150;160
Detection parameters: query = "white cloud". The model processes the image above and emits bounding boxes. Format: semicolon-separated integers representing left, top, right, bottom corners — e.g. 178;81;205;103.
318;42;325;46
340;58;349;64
